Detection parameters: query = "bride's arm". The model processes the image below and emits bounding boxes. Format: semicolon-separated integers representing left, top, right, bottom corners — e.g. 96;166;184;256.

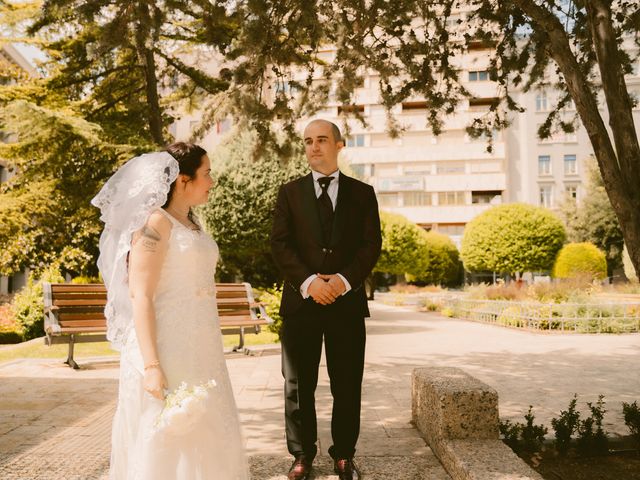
129;211;172;399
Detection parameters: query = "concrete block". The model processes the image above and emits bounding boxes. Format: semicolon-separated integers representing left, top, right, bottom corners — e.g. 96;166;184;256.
412;367;499;441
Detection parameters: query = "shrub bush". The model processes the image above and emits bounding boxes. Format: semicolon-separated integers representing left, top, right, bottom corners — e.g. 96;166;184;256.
622;401;640;448
256;285;283;339
461;203;566;275
576;395;608;456
499;406;547;454
551;395;580;456
71;275;101;284
553;242;607;281
406;231;464;287
376;212;427;277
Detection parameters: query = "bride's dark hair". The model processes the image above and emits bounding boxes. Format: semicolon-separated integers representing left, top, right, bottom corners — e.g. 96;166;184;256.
163;142;207;229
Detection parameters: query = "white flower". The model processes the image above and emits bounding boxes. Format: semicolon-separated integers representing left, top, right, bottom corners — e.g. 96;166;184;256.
155;379;217;436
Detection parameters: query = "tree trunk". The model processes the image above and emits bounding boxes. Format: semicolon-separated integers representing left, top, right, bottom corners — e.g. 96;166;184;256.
512;0;640;279
135;2;164;145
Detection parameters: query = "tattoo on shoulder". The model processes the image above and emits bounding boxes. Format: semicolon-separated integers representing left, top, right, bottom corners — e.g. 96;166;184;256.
141;238;158;253
142;225;161;241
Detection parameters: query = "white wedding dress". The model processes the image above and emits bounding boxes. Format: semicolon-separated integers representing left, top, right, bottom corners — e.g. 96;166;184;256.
109;208;249;480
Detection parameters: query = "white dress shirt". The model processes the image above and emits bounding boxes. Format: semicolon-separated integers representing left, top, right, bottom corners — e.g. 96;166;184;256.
300;169;352;299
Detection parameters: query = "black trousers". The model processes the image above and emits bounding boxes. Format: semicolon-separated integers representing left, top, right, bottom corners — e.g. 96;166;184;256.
281;303;366;461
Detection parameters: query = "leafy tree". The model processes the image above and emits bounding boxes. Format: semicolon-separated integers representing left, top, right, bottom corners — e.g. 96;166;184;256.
561;158;624;275
552;242;607;280
199;130;308;287
406;231;463;287
461;203;566;275
223;0;640;282
10;0;234;146
0;100;136;277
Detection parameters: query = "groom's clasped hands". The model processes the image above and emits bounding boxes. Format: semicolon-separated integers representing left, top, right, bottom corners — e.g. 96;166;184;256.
308;273;346;305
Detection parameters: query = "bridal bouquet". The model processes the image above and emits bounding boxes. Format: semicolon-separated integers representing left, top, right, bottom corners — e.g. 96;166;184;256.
155;379;217;436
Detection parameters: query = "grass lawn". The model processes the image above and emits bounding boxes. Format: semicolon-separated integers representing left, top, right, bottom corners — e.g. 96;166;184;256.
0;330;279;365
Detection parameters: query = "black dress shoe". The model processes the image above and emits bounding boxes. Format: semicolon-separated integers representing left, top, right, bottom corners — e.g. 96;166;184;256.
288;457;312;480
334;458;361;480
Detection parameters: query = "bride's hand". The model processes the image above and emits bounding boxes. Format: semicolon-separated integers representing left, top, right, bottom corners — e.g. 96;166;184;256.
144;365;168;400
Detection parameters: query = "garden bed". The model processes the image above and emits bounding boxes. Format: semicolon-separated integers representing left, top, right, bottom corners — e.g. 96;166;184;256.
444;298;640;333
523;444;640;480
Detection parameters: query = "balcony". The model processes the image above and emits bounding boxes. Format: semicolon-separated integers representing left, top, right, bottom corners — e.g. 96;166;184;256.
383;204;494;224
345;142;505;164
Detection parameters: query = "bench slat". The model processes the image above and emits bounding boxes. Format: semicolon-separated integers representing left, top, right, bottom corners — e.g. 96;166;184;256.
58;313;106;321
53;299;108;307
51;284;107;293
216;298;250;305
58;319;107;328
49;326;108;334
220;318;270;327
51;292;107;300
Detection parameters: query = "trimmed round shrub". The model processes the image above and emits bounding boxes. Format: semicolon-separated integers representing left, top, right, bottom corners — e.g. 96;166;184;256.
552;242;607;280
461;203;566;275
406;231;464;287
375;211;426;276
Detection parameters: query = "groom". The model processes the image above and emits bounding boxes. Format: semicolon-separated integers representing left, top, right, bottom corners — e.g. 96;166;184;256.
271;119;382;480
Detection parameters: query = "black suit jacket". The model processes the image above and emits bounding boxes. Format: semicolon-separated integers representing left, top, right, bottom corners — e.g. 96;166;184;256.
271;172;382;317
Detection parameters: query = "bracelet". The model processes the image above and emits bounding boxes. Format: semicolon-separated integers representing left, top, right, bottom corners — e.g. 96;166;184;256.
144;361;161;371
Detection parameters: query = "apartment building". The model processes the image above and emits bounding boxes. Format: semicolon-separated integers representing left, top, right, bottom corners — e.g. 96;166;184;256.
172;44;640;248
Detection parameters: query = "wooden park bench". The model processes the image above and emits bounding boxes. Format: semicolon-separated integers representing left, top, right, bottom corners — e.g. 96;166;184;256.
43;282;273;369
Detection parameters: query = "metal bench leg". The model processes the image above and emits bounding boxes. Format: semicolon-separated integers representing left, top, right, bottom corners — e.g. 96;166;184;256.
232;328;246;353
65;335;79;369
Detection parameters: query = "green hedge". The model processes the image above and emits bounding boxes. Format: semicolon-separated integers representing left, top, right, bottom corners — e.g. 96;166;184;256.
406;231;463;287
256;285;283;339
552;242;607;281
461;203;566;274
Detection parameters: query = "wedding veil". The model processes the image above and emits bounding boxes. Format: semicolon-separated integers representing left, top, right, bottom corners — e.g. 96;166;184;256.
91;152;179;351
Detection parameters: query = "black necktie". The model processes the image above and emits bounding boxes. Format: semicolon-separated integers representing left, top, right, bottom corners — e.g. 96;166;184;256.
317;176;334;243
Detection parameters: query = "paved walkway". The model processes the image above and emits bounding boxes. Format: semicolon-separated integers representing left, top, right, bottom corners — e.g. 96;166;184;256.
0;301;638;479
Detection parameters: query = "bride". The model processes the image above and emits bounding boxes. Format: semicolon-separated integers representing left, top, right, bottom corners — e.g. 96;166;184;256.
92;143;249;479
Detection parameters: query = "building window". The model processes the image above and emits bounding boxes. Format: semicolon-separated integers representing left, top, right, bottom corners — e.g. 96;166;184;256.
436;163;465;174
438;191;466;206
338;104;365;115
402;101;428;112
437;224;465;236
468;97;499;111
535;92;548;111
275;80;297;95
471;190;502;204
377;193;398;207
403;191;432;206
539;185;553;208
564;154;577;175
468;70;489;82
346;134;365;147
565;185;578;201
538;155;551;175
